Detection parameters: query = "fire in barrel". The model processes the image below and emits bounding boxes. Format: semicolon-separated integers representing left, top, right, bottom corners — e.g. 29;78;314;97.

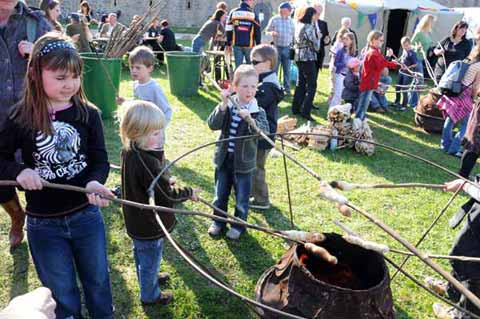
255;233;394;319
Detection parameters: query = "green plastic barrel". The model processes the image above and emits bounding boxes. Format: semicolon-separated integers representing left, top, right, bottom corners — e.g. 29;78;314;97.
80;53;121;119
165;51;201;96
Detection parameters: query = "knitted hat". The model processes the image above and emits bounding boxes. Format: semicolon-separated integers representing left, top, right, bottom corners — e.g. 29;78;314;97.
279;2;292;11
70;12;80;21
347;58;360;69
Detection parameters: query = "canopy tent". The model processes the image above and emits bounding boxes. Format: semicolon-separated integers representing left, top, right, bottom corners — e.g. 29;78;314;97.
296;0;463;64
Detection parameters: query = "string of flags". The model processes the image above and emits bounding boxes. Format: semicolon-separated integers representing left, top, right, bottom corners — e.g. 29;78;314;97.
334;0;456;30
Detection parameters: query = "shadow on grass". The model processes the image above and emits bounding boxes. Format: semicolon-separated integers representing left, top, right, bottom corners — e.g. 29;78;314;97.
102;211;136;317
9;243;29;299
394;305;416;319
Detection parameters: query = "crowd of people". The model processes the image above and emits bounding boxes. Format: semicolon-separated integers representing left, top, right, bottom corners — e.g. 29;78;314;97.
2;0;480;318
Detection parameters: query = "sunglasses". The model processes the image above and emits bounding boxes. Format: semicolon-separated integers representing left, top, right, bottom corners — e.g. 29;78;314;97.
252;60;264;65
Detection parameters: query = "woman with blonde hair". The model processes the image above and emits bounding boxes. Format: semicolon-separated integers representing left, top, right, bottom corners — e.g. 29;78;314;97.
410;14;435;106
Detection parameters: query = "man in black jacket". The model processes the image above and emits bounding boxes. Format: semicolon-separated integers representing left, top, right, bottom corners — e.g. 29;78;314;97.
313;3;330;71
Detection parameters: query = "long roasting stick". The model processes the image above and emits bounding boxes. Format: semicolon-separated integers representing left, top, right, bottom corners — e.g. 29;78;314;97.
204;72;324;182
330;180;445;191
347;202;480;309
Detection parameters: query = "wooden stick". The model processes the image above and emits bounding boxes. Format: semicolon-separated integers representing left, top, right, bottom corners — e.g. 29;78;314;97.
204;72;324;183
0;181;302;244
389;248;480;263
347;202;480;309
330;180;445;191
391;185;464;280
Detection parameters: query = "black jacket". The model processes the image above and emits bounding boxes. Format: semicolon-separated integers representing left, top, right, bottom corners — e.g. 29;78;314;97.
256;71;284;149
317;20;330;52
342;69;360;101
121;146;192;240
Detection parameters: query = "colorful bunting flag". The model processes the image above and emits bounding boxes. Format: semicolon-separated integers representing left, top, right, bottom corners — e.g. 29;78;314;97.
367;13;377;29
357;12;365;28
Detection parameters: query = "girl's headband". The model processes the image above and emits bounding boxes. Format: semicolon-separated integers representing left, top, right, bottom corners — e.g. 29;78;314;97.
39;40;76;57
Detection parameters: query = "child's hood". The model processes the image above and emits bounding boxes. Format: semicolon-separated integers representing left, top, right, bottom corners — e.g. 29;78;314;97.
229;95;260;113
260;71;281;90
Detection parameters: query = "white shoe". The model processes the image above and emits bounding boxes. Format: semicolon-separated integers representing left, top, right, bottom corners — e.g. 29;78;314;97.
425;276;448;296
432;303;458;319
226;228;242;240
207;223;223;236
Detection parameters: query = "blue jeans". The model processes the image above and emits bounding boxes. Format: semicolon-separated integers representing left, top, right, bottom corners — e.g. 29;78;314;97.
233;46;252;68
395;73;413;106
441;116;468;154
133;238;164;302
370;92;388;110
275;46;291;91
409;62;424;108
355;89;374;120
213;155;253;233
27;205;113;319
192;35;205;54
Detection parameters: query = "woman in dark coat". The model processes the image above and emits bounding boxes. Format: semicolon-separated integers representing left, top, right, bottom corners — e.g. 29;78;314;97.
434;21;472;83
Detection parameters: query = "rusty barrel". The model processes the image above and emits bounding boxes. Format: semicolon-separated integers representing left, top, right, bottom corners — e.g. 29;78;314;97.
255;233;394;319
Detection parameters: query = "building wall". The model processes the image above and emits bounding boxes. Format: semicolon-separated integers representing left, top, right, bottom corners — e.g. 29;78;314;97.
28;0;285;28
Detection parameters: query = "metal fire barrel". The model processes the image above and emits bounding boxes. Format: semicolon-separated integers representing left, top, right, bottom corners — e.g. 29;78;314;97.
255;233;395;319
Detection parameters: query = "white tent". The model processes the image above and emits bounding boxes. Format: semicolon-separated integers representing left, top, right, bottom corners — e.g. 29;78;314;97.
316;0;463;62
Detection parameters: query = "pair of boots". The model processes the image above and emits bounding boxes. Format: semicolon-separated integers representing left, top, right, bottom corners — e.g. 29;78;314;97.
1;194;25;250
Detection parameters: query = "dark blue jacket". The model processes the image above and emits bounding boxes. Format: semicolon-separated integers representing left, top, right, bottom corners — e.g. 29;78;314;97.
0;2;51;129
256;71;284;149
226;2;261;48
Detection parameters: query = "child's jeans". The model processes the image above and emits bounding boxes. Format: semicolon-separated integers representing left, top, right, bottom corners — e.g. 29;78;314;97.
27;205;113;319
252;149;271;205
355;89;374;120
133;238;164;303
329;73;346;107
409;62;424;108
370;92;388;110
441;116;468;155
395;73;413;106
213;154;253;233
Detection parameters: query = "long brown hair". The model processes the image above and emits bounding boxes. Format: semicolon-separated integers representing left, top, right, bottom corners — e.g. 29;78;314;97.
13;32;94;136
40;0;62;31
80;1;91;16
343;32;356;56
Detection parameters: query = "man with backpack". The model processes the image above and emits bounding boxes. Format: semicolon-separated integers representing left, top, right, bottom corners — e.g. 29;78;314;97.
0;0;51;250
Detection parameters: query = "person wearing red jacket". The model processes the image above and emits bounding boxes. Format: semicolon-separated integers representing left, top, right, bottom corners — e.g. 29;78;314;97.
355;30;398;120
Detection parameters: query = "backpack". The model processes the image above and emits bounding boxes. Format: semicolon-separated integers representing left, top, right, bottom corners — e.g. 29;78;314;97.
438;59;471;97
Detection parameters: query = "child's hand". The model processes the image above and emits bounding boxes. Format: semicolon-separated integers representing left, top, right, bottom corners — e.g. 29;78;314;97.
443;179;466;193
190;188;201;202
17;168;43;190
238;109;250;119
168;176;176;186
386;48;393;57
116;96;126;105
220;88;231;110
18;40;33;58
85;181;114;207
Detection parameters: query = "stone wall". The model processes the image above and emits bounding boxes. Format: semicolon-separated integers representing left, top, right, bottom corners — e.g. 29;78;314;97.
27;0;285;29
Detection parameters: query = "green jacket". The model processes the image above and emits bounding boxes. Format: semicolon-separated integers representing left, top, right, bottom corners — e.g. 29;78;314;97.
207;97;269;174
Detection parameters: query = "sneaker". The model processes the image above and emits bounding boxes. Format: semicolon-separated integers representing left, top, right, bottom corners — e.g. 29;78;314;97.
207;223;224;236
432;302;457;319
450;151;463;158
249;199;271;210
142;291;173;306
226;228;242;240
425;277;448;296
397;106;407;111
158;272;170;285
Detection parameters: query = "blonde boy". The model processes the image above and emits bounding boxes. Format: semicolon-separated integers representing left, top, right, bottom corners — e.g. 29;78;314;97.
206;65;270;240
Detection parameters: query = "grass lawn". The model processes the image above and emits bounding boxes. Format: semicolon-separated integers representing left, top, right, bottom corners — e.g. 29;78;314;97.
0;64;477;319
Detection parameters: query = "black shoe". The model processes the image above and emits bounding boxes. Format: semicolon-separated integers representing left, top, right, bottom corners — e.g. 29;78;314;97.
142;291;174;306
292;109;300;115
302;114;316;122
158;272;170;285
